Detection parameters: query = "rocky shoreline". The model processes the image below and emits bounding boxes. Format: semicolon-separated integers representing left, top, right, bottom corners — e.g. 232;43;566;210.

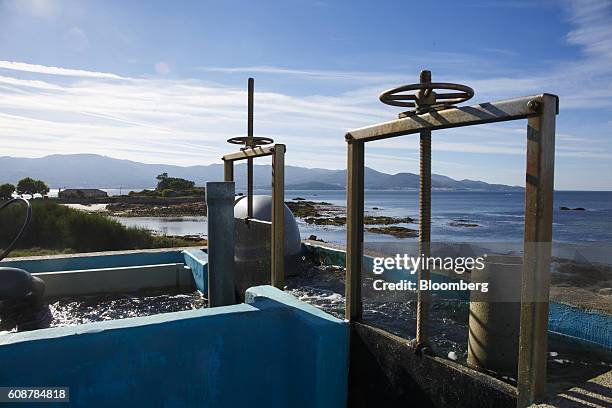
71;198;421;239
106;202;207;217
287;199;417;238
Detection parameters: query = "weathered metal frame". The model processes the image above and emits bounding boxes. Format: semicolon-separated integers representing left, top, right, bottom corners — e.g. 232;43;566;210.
345;93;558;408
222;144;286;289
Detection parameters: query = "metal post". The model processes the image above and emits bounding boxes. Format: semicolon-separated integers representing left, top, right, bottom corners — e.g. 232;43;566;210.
223;160;234;182
517;94;556;407
416;70;432;347
271;144;286;288
206;181;236;307
345;140;364;321
247;77;254;218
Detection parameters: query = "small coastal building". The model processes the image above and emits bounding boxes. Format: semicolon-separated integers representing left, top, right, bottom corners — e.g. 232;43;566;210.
58;188;108;199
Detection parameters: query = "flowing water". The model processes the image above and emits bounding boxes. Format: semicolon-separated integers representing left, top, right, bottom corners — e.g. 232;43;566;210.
286;261;612;397
48;289;207;327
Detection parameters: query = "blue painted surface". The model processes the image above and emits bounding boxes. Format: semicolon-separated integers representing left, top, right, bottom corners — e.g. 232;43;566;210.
0;250;184;273
549;302;612;349
0;286;348;408
245;286;348;407
302;242;612;349
182;248;209;293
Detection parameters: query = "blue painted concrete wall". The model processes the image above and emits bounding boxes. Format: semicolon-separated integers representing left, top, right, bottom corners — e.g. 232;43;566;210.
182;249;208;293
0;250;185;273
0;286;347;408
549;302;612;349
303;242;612;349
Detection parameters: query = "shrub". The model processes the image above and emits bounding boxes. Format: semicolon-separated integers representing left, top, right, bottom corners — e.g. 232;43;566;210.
0;201;196;254
0;184;15;200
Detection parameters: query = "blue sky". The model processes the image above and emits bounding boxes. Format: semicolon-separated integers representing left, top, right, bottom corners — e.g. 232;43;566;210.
0;0;611;190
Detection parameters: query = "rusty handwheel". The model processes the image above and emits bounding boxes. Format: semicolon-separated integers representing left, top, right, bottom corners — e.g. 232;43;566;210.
379;71;474;114
226;136;274;149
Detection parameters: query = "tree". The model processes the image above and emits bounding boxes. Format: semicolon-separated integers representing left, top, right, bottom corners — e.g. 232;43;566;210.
34;180;50;197
16;177;49;198
17;177;37;198
0;183;15;200
155;173;195;192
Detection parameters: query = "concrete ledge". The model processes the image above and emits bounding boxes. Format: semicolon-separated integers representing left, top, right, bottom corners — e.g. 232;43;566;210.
348;321;516;408
0;285;348;408
0;248;189;273
534;370;612;407
246;286;349;408
246;285;346;324
182;248;208;293
34;263;193;298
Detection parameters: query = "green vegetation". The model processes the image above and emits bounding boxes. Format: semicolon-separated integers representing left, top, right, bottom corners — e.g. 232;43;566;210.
128;173;204;198
156;172;194;191
0;201;201;257
0;183;15;200
6;248;75;258
16;177;49;198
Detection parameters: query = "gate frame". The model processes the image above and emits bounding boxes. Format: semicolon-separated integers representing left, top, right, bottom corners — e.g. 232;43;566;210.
344;93;558;407
222;144;286;289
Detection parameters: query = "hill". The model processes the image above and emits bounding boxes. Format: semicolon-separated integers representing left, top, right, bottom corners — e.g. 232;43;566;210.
0;154;522;191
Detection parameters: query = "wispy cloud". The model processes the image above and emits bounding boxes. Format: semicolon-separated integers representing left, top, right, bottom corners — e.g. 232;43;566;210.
200;65;405;83
0;60;125;79
1;0;612;189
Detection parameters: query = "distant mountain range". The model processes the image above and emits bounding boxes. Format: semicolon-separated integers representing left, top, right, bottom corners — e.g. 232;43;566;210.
0;154;522;191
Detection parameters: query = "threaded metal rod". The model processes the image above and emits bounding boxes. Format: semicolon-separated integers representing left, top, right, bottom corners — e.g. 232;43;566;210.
247;78;254;218
416;70;433;347
416;128;431;346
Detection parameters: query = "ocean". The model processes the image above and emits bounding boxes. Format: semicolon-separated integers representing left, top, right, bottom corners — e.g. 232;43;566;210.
111;190;612;251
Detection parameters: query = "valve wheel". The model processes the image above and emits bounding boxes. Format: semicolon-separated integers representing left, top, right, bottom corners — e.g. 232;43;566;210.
379;82;474;109
226;136;275;147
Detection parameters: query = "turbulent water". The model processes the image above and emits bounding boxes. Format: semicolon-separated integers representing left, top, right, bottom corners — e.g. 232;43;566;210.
12;259;610;397
285;261;612;396
48;290;207;327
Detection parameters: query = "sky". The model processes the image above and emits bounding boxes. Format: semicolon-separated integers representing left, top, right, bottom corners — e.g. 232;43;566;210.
0;0;611;190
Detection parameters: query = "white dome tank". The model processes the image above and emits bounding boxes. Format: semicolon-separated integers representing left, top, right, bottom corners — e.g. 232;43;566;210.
234;195;302;257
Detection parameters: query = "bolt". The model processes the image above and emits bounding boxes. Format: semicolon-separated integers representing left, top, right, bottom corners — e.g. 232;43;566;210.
418;70;435;105
420;70;432;84
528;100;541;111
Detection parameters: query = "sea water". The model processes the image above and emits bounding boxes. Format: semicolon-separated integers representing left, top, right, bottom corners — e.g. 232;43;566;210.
112;190;612;245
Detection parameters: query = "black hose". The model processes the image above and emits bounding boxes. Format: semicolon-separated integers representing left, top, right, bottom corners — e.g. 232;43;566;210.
0;198;32;261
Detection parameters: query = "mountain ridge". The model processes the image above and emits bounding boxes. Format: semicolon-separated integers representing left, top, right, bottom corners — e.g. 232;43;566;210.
0;154;523;191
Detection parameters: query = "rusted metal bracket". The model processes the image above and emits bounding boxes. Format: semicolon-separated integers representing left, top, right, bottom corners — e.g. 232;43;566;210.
346;93;554;143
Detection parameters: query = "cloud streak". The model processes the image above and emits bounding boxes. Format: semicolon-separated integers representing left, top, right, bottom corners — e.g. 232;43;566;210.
0;60;125;79
1;1;612;189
